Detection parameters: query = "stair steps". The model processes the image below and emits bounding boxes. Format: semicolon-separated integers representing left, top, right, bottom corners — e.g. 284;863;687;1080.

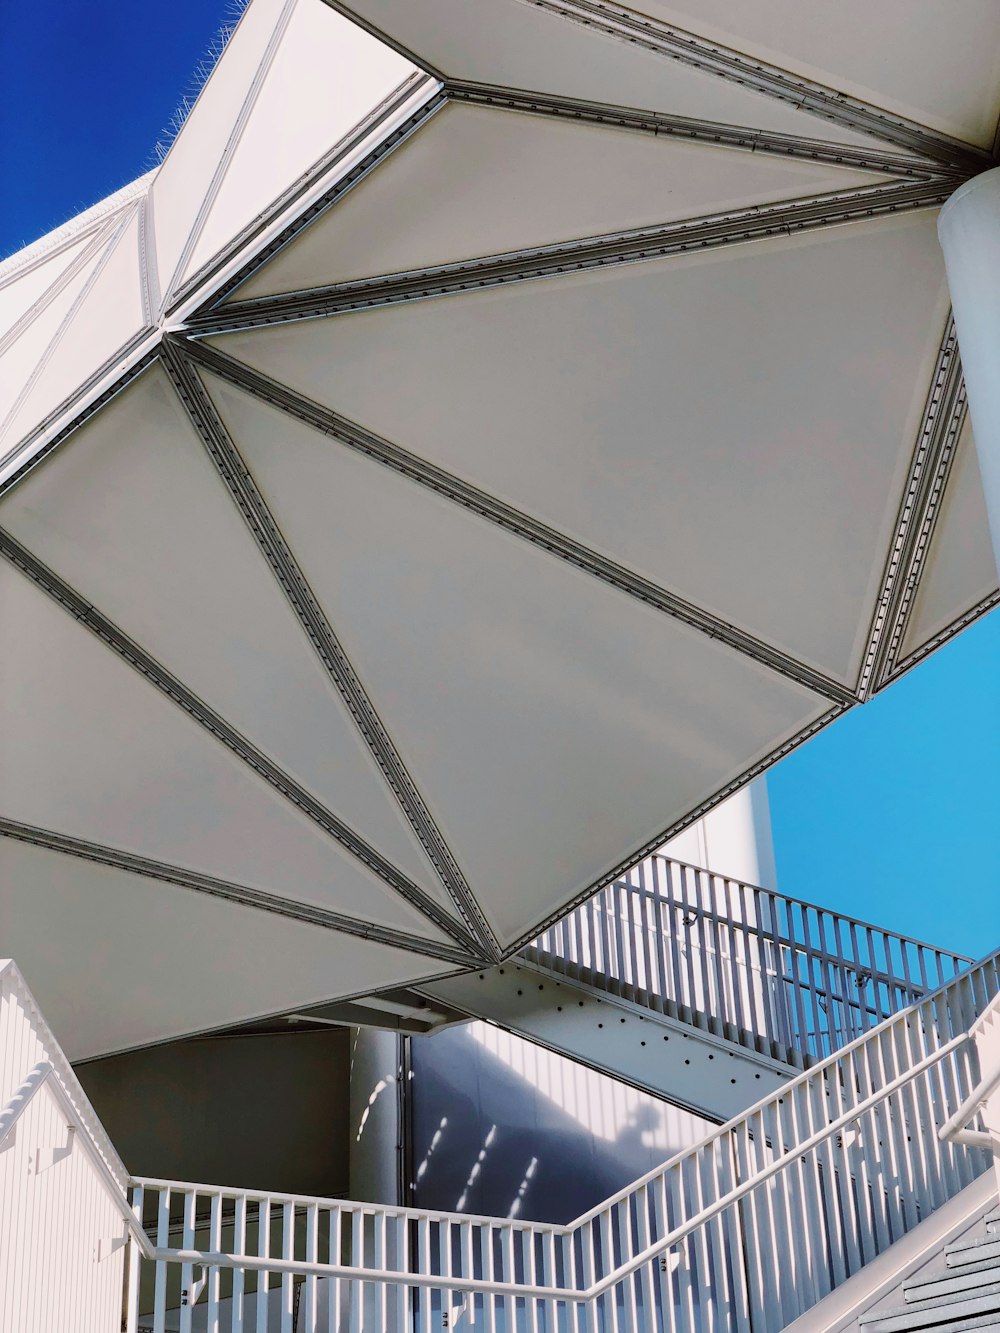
859;1205;1000;1332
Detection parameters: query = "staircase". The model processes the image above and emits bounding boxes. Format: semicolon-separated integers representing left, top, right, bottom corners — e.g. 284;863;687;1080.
419;855;973;1120
124;944;1000;1331
4;942;1000;1330
860;1205;1000;1332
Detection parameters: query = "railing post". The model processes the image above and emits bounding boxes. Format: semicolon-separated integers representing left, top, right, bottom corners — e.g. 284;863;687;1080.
124;1183;144;1333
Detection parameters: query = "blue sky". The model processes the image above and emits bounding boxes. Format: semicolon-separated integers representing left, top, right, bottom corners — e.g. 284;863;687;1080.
4;1;997;960
769;611;1000;960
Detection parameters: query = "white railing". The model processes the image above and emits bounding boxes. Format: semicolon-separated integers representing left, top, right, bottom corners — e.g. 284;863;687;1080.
0;959;146;1333
128;946;1000;1331
527;855;972;1066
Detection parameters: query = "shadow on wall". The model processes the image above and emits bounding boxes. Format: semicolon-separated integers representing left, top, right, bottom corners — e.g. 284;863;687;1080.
409;1022;713;1225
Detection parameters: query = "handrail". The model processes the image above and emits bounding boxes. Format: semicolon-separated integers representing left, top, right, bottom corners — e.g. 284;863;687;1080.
939;990;1000;1150
527;856;973;1066
0;958;128;1189
569;941;998;1227
0;960;154;1270
130;1031;972;1304
130;944;1000;1331
0;1052;154;1260
647;855;973;965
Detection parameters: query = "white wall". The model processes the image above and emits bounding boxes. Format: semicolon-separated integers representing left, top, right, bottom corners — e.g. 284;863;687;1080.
0;962;129;1333
661;776;777;888
409;1020;714;1224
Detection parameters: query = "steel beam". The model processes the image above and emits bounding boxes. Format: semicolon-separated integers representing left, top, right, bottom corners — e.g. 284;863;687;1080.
182;336;856;707
445;81;949;181
0;817;479;968
160;340;501;960
525;0;987;170
858;317;968;698
193;179;957;333
0;526;482;957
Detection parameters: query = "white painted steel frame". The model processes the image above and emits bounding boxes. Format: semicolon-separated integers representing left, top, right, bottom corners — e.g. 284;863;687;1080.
127;948;1000;1331
1;6;994;1001
527;854;973;1069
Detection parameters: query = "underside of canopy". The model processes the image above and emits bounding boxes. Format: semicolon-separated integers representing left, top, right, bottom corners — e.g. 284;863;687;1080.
1;0;998;1060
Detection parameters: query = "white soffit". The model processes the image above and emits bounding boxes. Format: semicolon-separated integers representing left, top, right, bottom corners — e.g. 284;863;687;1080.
201;370;827;946
181;0;416;287
897;417;1000;667
0;839;459;1061
149;0;417;304
0;366;457;918
0;232;96;344
0;559;453;946
0;208;146;457
332;0;897;151
0;241;116;451
646;1;1000;150
217;212;949;686
149;0;289;302
233;101;885;299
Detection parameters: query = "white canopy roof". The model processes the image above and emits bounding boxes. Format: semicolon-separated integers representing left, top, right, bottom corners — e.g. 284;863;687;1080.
2;0;997;1059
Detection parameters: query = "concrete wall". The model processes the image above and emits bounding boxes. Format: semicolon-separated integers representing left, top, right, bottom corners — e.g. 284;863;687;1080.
76;1027;351;1197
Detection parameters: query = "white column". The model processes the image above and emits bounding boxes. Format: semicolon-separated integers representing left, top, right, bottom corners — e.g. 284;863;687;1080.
348;1026;403;1205
938;167;1000;573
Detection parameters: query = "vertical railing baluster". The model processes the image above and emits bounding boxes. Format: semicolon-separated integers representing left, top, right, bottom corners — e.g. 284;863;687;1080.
329;1205;342;1333
231;1194;247;1333
349;1210;362;1333
179;1188;196;1333
205;1191;222;1333
153;1185;170;1333
417;1217;430;1333
256;1198;271;1333
124;1184;144;1333
302;1202;318;1333
279;1201;294;1333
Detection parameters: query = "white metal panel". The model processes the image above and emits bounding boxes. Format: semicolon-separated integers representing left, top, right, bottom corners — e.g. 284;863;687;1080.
338;0;893;150
0;1078;125;1333
149;0;290;303
235;101;882;298
647;0;1000;148
0;208;146;456
181;0;416;287
0;241;112;452
202;372;827;944
218;212;949;684
0;366;452;909
899;418;999;663
0;963;128;1333
0;232;94;344
0;559;451;942
0;844;460;1059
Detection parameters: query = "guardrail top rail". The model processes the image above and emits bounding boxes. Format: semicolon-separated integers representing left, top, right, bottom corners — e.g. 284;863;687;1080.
130;944;1000;1333
527;854;974;1067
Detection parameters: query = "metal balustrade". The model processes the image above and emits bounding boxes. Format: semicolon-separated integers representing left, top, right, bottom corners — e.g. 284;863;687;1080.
127;946;1000;1332
525;856;973;1068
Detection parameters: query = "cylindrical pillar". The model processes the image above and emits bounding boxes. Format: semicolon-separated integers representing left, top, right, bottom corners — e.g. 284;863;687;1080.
938;167;1000;574
348;1025;403;1205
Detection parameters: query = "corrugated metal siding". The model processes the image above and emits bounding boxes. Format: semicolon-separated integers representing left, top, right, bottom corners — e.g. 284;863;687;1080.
0;961;129;1333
